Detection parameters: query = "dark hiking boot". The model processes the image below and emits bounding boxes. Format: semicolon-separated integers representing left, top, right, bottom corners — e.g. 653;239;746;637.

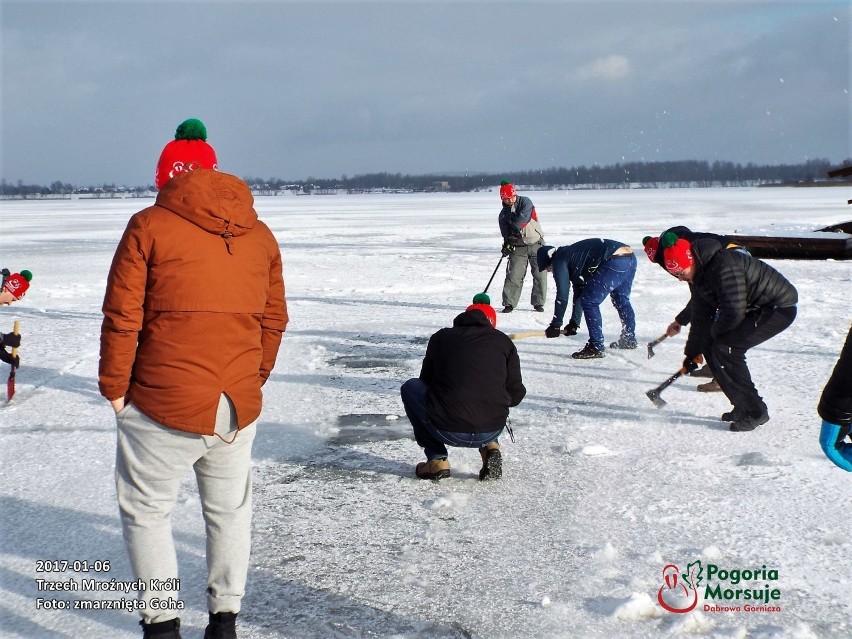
478;443;502;481
720;407;749;422
609;337;638;349
140;618;181;639
204;612;237;639
689;364;714;378
729;409;770;432
415;459;451;480
533;305;545;312
501;305;514;313
571;343;605;359
697;379;723;392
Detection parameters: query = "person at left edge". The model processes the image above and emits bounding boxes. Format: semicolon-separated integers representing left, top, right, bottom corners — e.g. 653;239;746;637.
537;239;637;359
818;324;852;471
99;118;288;639
497;181;547;313
0;268;31;369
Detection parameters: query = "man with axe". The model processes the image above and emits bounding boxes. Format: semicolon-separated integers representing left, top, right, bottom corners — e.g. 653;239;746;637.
661;236;797;432
643;228;748;392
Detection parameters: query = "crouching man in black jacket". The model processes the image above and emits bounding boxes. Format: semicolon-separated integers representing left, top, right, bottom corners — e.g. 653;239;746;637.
400;304;526;480
662;237;797;432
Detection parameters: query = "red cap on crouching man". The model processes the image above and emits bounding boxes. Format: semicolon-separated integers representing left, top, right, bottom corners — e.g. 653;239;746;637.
467;292;497;328
466;303;497;328
154;118;219;189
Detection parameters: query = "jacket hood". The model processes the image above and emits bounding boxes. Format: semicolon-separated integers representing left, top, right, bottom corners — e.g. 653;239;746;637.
690;236;724;269
155;170;257;244
453;310;494;329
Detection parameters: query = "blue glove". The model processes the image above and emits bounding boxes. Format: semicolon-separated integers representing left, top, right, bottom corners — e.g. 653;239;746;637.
819;421;852;472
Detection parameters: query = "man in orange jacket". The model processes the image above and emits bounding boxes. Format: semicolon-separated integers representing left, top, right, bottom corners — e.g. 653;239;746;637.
99;119;288;639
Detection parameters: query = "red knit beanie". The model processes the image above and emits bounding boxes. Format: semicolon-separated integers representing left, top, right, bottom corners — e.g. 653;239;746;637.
155;119;218;189
643;236;659;262
4;272;30;299
466;303;497;328
499;181;516;200
663;239;694;275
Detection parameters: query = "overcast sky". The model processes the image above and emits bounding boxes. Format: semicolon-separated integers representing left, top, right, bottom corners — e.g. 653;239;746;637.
2;1;849;186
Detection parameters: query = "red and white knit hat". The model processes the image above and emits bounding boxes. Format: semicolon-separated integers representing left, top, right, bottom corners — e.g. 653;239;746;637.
663;239;694;275
154;119;218;189
3;270;32;299
499;181;516;200
466;303;497;328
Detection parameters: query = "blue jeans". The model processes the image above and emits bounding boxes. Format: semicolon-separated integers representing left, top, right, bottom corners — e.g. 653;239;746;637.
400;379;502;460
579;254;637;350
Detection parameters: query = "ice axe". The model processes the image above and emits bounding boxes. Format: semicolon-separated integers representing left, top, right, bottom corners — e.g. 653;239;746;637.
646;333;669;359
481;255;505;295
646;355;703;408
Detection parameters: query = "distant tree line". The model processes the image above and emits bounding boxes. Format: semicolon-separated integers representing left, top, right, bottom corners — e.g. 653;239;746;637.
2;158;849;197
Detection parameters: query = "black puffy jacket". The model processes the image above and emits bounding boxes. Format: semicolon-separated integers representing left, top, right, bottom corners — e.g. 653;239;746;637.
420;310;526;433
818;326;852;425
684;237;798;359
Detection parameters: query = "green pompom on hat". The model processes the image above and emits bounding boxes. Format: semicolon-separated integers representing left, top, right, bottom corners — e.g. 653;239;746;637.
500;179;511;186
174;118;208;142
19;269;32;282
661;231;680;248
642;236;652;246
472;292;491;305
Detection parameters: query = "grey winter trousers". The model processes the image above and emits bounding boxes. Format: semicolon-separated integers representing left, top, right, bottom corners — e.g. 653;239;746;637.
115;395;256;624
502;242;547;308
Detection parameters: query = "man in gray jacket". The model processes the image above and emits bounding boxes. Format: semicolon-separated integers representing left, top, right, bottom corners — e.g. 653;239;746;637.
498;181;546;313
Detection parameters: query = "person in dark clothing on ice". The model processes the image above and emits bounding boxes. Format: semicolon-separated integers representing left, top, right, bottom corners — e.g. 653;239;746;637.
400;304;526;481
818;325;852;472
643;228;745;392
537;238;637;359
662;236;797;432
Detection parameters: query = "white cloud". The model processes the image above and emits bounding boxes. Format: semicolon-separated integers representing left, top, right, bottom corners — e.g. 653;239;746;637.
575;54;632;81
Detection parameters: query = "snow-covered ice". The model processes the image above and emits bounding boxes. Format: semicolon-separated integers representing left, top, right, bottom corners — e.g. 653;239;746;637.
1;187;850;638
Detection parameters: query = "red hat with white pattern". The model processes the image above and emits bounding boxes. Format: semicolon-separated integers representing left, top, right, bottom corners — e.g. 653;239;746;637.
155;119;218;189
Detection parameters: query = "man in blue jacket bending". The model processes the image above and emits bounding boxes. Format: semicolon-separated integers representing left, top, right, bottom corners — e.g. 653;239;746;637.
537;239;637;359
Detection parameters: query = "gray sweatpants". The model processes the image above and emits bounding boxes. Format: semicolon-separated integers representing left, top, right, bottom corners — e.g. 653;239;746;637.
502;242;547;308
115;395;256;623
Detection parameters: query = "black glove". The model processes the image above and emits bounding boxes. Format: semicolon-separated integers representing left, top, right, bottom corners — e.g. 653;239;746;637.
563;321;579;336
0;348;19;368
682;356;700;374
501;242;515;257
0;331;20;348
545;325;562;338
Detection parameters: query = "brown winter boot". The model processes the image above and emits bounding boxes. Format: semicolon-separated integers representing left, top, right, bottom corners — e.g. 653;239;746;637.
697;379;722;392
478;442;502;481
415;459;451;480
